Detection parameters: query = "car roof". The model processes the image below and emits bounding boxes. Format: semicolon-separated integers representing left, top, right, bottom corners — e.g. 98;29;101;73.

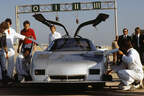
53;38;91;42
48;37;96;51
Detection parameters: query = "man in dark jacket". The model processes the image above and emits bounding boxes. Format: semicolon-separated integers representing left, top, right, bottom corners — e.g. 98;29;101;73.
131;27;144;62
118;28;131;53
117;28;131;64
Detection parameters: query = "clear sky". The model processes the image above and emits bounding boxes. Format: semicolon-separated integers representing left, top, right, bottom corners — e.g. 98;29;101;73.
0;0;144;45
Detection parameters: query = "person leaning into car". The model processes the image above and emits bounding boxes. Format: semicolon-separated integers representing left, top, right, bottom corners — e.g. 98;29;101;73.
49;25;61;44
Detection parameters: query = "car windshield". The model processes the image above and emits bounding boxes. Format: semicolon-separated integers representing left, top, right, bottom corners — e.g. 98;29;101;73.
49;38;95;51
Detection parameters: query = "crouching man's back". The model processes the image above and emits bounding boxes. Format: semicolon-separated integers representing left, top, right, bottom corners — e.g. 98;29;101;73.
115;39;143;90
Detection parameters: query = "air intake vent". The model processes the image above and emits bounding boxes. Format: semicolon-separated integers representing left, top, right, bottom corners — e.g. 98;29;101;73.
50;75;85;80
35;69;45;75
89;69;100;75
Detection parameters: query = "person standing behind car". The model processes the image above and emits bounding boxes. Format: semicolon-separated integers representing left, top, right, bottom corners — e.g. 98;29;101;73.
5;18;26;80
16;21;36;82
112;36;119;64
131;27;144;62
16;48;32;82
49;25;61;44
0;22;9;81
118;28;131;53
117;28;131;64
17;20;36;54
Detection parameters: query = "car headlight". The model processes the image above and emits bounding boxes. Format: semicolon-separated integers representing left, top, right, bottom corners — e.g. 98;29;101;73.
35;69;45;75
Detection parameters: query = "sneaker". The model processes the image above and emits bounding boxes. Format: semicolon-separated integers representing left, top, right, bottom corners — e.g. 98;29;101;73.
122;85;132;91
133;84;140;89
133;80;144;89
118;82;132;91
132;80;141;89
118;82;124;90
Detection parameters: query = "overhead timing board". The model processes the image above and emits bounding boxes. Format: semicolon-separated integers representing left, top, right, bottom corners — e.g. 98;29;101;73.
16;1;115;14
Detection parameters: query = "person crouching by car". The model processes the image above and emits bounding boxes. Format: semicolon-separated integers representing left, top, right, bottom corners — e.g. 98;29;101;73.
15;48;32;82
0;22;9;81
117;39;143;90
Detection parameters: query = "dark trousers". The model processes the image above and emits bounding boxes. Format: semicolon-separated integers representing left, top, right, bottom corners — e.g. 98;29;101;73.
135;47;144;64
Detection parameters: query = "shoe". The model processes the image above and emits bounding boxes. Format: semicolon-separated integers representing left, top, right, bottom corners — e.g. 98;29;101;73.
118;82;124;90
118;82;132;91
122;85;132;91
132;80;141;89
132;80;143;89
133;84;140;89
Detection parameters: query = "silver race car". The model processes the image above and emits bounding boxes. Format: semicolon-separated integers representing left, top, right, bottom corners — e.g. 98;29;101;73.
29;14;118;87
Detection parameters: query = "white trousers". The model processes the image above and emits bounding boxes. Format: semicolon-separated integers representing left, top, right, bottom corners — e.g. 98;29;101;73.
6;49;15;78
111;64;143;86
118;69;143;86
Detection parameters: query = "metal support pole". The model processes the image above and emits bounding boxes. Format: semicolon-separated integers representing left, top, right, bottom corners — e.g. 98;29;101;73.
16;5;20;33
15;6;20;44
114;0;118;38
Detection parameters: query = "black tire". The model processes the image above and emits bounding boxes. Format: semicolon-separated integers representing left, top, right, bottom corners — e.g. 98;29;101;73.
91;82;105;89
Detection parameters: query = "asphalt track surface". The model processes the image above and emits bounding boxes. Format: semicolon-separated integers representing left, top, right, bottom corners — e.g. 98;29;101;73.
0;83;144;96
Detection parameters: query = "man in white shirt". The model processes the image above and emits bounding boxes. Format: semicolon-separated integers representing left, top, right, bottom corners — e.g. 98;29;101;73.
117;39;144;90
49;25;61;44
5;18;26;79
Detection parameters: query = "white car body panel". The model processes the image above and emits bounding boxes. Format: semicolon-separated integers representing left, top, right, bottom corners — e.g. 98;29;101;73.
30;50;113;82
